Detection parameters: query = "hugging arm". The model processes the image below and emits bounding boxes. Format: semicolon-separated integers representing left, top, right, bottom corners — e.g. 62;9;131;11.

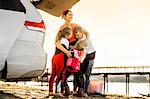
55;41;72;58
79;50;86;63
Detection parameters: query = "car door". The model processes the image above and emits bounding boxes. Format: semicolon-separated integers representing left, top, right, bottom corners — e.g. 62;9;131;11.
0;0;26;72
32;0;80;17
6;0;47;79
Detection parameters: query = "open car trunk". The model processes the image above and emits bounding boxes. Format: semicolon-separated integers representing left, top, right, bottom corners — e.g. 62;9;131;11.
33;0;80;17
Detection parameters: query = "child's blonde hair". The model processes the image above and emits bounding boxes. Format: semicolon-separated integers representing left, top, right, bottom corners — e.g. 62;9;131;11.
55;27;71;44
74;40;87;51
74;26;89;38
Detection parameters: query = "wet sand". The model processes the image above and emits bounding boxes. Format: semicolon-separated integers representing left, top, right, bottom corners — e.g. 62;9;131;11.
0;81;144;99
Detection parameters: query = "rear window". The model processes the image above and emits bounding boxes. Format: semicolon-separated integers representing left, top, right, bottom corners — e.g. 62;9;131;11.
0;0;26;13
31;0;43;6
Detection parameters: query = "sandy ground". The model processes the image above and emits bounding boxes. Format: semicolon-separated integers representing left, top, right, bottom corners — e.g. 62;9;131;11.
0;81;145;99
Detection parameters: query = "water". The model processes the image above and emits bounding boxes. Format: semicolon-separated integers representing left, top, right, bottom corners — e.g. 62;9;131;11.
104;82;149;96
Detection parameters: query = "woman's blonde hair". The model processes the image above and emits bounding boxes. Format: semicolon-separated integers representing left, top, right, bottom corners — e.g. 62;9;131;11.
55;27;71;44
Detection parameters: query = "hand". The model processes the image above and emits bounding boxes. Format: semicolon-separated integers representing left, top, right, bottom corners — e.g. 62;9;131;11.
69;45;74;49
66;51;72;58
78;57;82;62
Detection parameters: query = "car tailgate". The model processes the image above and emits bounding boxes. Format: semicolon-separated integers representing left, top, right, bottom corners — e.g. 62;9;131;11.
35;0;80;17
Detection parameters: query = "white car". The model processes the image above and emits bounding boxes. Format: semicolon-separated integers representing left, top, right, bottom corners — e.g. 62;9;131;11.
0;0;79;81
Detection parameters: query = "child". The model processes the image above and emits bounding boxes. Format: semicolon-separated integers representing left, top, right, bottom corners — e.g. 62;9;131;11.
48;27;72;97
61;40;87;96
74;26;96;97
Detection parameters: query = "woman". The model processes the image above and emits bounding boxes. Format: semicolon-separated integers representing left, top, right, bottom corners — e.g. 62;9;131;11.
56;9;79;58
74;26;96;97
56;9;80;94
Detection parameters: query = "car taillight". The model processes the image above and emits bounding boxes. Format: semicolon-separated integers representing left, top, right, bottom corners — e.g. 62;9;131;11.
24;20;46;33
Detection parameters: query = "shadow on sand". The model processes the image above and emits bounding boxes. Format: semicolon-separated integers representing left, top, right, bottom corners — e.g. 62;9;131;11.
0;91;21;99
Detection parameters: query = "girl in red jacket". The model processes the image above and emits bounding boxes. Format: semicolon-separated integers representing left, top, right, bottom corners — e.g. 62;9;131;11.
61;40;87;96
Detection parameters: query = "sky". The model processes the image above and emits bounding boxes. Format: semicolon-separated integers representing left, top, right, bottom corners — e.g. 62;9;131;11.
39;0;150;68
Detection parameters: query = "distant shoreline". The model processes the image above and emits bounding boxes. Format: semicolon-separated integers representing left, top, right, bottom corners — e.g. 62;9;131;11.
90;75;149;83
107;76;149;83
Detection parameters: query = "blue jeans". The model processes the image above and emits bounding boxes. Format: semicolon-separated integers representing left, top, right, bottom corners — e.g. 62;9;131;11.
84;59;94;94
